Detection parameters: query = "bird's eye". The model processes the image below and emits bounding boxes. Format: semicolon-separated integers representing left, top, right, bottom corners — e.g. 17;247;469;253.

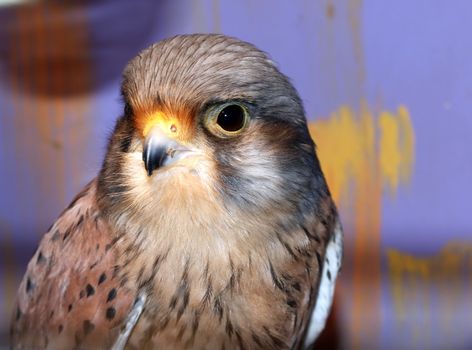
206;103;249;137
216;105;246;132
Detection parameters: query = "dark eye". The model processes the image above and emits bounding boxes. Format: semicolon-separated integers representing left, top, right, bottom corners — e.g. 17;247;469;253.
216;104;246;132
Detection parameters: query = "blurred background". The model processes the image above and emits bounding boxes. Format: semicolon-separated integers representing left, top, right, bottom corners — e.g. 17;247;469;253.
0;0;471;349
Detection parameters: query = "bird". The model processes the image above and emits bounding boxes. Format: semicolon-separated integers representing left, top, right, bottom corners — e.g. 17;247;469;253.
11;34;343;350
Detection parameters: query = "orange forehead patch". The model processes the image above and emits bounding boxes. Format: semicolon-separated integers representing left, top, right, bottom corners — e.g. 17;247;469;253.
135;110;193;142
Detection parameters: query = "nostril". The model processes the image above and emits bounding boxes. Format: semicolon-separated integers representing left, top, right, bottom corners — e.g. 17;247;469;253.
167;148;177;158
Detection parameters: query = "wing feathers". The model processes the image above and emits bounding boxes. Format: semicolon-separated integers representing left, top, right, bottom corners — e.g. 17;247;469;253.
11;180;136;349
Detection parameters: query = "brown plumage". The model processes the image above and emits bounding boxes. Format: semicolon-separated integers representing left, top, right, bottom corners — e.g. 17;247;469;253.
11;34;342;349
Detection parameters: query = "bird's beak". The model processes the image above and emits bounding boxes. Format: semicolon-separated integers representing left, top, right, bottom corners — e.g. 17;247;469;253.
142;127;192;176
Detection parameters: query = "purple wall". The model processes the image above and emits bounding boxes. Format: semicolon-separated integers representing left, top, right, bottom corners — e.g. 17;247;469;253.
0;1;471;348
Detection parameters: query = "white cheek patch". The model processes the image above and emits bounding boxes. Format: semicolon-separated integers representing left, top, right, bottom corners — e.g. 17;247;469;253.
304;220;343;347
238;148;284;197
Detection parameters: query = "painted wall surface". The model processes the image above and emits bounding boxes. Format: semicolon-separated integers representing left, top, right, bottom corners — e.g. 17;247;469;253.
0;1;471;348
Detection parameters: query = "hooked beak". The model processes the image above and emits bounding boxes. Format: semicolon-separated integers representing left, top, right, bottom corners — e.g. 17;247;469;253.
142;127;192;176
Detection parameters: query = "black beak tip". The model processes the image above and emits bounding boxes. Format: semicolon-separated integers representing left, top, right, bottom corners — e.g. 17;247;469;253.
145;164;153;177
143;142;168;177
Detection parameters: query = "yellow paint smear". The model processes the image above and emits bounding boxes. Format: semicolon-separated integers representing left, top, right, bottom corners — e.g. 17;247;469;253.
379;106;415;194
308;103;415;349
387;243;472;347
309;104;414;203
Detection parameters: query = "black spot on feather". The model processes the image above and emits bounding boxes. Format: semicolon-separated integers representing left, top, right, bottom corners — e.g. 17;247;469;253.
86;284;95;297
107;288;117;302
83;320;95;335
26;277;34;293
98;273;107;285
36;251;46;264
106;307;116;320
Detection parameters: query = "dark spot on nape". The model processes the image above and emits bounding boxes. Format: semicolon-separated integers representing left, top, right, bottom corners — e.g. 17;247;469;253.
106;307;116;320
83;320;95;335
327;270;332;281
51;230;60;241
68;304;73;312
76;215;84;229
26;277;34;293
89;262;98;270
49;310;55;319
37;251;46;264
105;244;112;252
98;273;107;285
58;324;63;334
16;307;22;320
86;284;95;297
287;299;297;308
79;290;85;299
107;288;117;302
63;229;71;241
292;282;301;292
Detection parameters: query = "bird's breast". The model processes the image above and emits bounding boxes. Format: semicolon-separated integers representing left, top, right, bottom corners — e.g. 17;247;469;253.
115;234;314;350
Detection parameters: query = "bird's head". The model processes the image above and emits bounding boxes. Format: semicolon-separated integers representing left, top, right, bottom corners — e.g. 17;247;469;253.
97;34;326;243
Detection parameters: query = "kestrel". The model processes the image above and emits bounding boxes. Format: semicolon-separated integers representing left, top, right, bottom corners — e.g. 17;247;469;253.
11;34;343;349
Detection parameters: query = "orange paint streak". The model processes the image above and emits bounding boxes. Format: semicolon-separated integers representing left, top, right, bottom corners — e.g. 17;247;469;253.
7;2;93;237
32;4;53;229
309;103;414;349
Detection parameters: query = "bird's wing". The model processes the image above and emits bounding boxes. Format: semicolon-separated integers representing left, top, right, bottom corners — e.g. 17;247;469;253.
11;180;141;349
303;218;343;348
